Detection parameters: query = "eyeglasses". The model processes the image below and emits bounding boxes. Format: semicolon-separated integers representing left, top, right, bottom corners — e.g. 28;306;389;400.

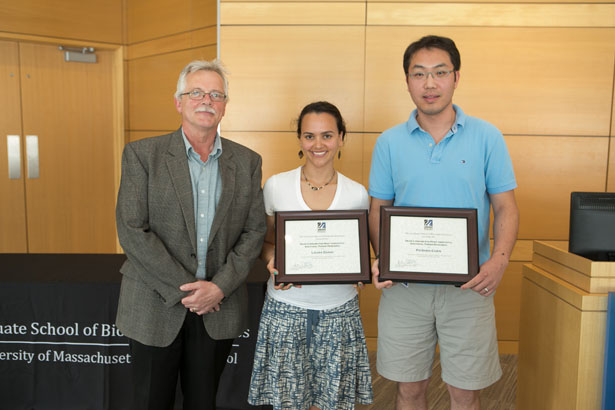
180;90;227;102
407;70;455;81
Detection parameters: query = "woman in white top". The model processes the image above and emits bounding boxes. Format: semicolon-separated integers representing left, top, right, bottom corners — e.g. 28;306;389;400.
248;101;373;410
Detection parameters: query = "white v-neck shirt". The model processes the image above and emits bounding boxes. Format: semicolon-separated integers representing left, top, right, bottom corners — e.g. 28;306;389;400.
263;166;369;310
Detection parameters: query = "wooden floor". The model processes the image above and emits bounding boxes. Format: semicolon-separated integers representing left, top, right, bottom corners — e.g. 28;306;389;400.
356;352;517;410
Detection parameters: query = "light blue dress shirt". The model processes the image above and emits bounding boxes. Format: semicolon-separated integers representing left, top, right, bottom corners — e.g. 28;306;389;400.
182;129;223;279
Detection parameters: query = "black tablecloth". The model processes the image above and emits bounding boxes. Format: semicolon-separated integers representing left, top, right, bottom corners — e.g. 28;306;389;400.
0;254;269;410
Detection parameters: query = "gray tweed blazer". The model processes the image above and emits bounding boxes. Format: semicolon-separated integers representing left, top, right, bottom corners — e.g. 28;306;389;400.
115;129;266;347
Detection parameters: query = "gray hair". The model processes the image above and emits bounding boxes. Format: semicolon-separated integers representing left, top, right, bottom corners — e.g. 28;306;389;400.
174;59;229;100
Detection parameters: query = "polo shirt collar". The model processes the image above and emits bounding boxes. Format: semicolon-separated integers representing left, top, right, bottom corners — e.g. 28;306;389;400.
406;104;466;135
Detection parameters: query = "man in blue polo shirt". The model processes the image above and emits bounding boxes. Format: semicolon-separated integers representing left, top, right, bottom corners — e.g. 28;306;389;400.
368;35;519;410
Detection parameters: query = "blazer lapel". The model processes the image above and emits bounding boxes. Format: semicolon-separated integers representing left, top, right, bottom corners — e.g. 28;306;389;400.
208;142;236;247
166;130;197;252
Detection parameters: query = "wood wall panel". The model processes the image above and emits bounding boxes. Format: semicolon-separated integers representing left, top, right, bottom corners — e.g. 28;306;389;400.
221;2;365;25
126;0;189;44
128;130;175;143
0;0;122;43
610;94;615;191
367;3;615;27
128;46;217;131
609;137;615;191
507;135;608;240
127;27;217;60
0;40;27;252
359;284;381;340
509;240;533;262
365;27;615;136
20;43;117;252
368;0;614;3
126;0;216;44
494;262;523;342
190;0;218;30
362;132;378;189
220;26;365;132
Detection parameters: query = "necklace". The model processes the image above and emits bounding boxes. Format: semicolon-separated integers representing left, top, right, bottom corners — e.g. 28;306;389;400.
302;167;336;191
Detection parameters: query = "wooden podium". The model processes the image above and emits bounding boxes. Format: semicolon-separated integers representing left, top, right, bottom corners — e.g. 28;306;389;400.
517;241;615;410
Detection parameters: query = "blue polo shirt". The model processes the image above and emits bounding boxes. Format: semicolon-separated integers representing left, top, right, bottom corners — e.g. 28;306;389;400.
369;105;516;264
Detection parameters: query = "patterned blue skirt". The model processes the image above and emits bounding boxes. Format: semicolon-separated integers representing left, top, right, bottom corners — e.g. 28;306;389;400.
248;295;373;410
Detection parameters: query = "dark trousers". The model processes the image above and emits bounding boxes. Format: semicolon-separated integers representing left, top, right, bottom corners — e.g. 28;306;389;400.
129;311;233;410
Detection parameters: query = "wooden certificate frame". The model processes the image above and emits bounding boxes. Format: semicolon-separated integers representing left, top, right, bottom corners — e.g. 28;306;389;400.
379;206;479;285
275;210;371;285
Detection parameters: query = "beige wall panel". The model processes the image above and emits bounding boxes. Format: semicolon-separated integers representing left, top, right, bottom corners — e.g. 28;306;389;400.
190;0;218;30
365;27;615;136
20;43;117;252
220;26;365;132
222;131;365;186
126;0;191;44
339;132;365;186
0;0;122;43
128;46;216;131
508;135;608;240
112;48;125;205
0;40;27;252
221;2;365;25
509;239;533;262
362;132;378;189
359;284;381;339
491;239;535;261
191;26;218;49
368;0;613;3
124;60;130;132
610;93;615;190
367;3;615;27
494;262;522;341
223;0;362;2
127;0;216;44
221;132;302;183
128;130;175;143
127;27;217;60
609;136;615;191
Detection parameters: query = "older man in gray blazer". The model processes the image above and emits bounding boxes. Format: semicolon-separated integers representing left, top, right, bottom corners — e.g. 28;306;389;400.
115;60;266;410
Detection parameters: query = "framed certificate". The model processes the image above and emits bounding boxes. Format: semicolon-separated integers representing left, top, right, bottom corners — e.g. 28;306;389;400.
274;210;371;284
379;206;479;285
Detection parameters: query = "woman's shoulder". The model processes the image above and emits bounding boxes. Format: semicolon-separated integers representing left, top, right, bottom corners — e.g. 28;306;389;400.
266;167;300;183
336;172;369;209
338;172;367;193
264;168;300;196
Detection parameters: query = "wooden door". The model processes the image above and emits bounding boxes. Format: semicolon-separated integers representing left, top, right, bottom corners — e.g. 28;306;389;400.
19;42;117;253
0;40;28;252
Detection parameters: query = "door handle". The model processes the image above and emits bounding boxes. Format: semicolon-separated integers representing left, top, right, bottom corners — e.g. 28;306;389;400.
7;135;21;179
25;135;39;179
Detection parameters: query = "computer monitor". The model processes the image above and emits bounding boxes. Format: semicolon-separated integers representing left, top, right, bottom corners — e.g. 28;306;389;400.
568;192;615;261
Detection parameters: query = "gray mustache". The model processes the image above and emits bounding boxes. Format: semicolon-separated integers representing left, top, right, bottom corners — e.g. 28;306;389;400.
195;106;216;114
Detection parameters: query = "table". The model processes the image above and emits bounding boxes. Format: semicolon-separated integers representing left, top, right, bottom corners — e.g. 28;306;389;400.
0;254;269;410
